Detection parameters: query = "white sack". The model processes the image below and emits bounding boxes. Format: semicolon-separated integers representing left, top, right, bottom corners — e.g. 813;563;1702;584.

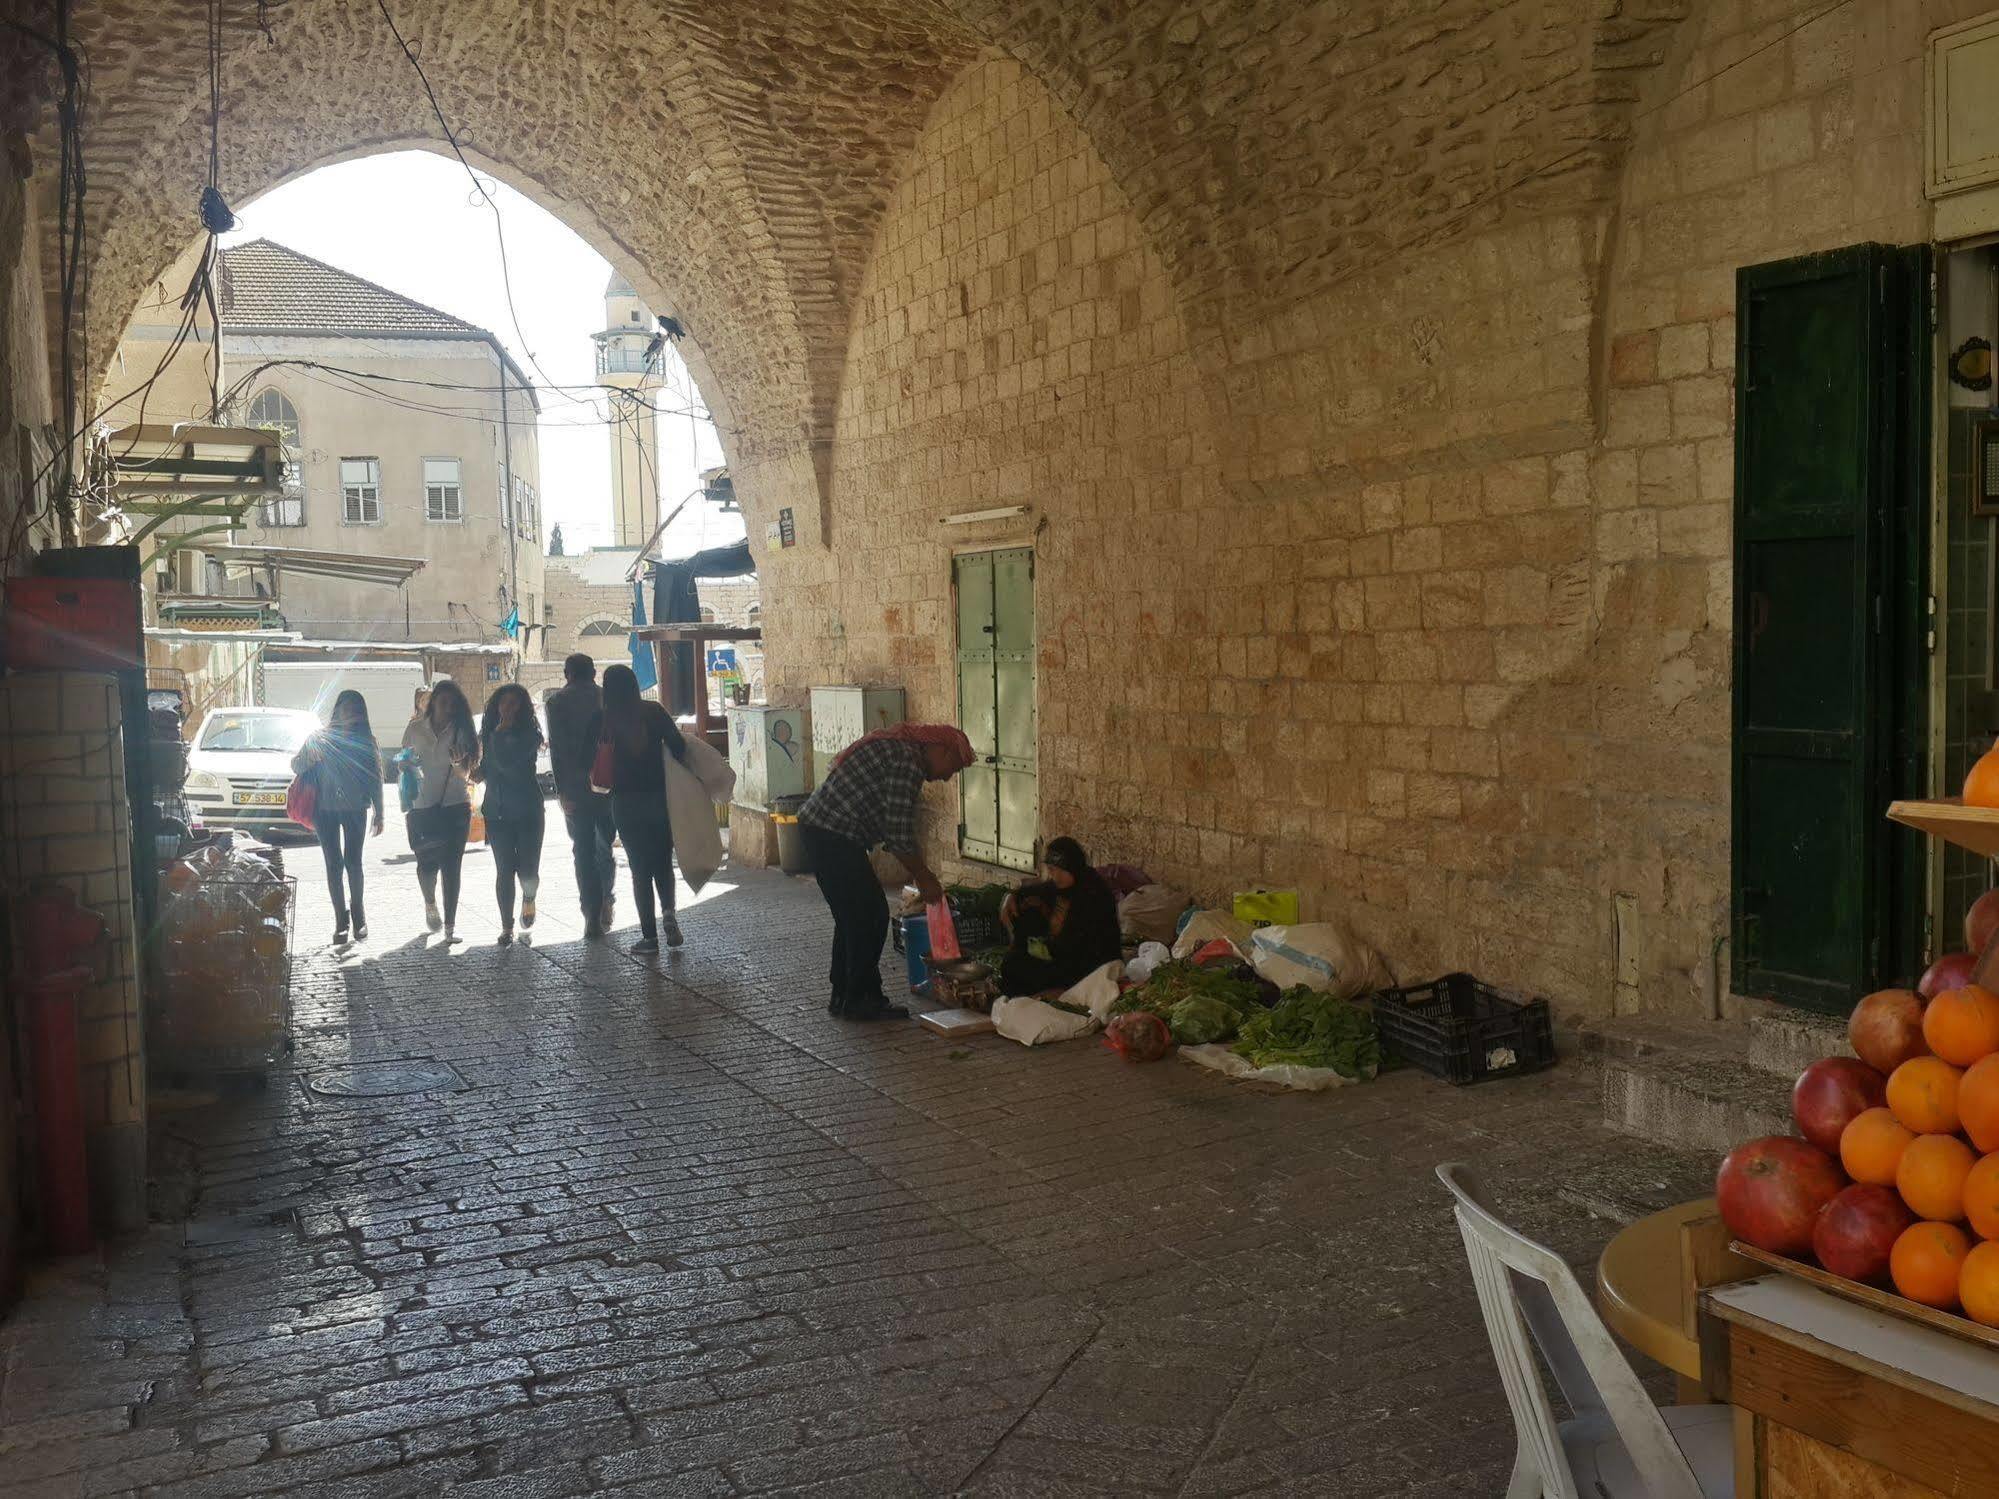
665;747;724;892
1248;921;1390;1000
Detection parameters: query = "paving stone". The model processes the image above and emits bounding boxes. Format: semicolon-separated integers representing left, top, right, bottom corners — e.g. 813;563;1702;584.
1;841;1710;1496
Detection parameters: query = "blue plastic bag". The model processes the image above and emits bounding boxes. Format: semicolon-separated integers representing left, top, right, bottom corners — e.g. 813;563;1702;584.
394;747;419;814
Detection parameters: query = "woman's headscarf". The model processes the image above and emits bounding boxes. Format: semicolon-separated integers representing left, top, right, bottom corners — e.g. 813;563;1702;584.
831;723;976;772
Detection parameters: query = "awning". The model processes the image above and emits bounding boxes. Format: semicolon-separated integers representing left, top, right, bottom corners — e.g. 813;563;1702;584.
204;544;426;587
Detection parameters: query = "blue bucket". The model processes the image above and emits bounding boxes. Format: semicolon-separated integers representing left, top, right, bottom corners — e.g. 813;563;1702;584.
901;913;933;994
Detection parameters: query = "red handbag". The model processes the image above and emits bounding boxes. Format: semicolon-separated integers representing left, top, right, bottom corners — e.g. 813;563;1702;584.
590;736;616;793
285;771;318;831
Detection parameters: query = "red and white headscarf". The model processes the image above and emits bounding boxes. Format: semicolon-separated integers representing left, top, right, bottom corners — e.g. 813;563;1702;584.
831;722;976;773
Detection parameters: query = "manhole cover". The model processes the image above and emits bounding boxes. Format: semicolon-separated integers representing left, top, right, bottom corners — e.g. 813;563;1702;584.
304;1060;463;1099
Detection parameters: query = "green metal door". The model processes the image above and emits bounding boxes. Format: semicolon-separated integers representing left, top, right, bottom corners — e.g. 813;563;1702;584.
956;547;1037;870
1732;245;1928;1012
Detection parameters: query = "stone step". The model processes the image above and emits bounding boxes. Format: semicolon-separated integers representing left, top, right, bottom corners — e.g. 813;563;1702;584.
1742;1005;1853;1078
1578;1018;1792;1159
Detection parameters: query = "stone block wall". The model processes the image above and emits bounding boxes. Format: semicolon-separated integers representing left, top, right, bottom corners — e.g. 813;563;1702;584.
0;672;148;1234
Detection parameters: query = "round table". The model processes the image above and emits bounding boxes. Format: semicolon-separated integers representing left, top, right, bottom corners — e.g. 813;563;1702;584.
1595;1195;1714;1390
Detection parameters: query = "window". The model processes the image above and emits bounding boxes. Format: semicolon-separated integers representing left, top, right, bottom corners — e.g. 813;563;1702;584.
340;457;381;524
630;309;642;323
699;606;717;624
956;548;1038;871
579;618;623;638
512;475;537;541
424;457;463;522
248;388;305;527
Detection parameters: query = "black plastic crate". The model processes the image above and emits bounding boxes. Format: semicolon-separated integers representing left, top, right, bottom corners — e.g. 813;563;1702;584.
890;903;1003;955
1371;972;1554;1085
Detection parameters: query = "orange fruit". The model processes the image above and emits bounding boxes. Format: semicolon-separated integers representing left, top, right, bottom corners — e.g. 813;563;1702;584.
1897;1134;1976;1221
1891;1220;1969;1308
1841;1106;1916;1186
1962;1242;1999;1327
1966;1154;1999;1242
1966;740;1999;807
1887;1056;1964;1134
1922;986;1999;1067
1961;1055;1999;1154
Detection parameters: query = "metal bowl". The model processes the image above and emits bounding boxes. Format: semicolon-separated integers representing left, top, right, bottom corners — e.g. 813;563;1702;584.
929;958;993;984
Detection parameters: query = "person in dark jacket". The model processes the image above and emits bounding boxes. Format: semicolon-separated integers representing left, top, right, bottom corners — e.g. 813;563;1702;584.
545;654;616;939
592;663;686;955
998;836;1123;995
476;684;546;946
292;689;384;945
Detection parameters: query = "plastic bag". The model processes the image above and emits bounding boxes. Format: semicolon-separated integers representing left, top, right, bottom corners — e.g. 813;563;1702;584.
1097;863;1153;898
665;746;724;891
1177;1043;1364;1091
1125;942;1171;984
991;996;1096;1046
680;734;737;803
1248;921;1390;999
1232;888;1300;928
1104;1010;1172;1062
1119;884;1188;946
927;901;962;961
1172;910;1254;961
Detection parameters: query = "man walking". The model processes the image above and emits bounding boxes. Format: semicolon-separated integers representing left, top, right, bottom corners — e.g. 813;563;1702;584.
545;653;617;938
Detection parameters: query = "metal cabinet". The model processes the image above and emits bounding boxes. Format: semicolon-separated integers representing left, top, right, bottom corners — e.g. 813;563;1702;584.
809;686;906;783
726;705;809;807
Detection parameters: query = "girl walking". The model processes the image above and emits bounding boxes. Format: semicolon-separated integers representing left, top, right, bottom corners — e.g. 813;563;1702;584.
292;689;383;944
594;664;684;954
401;678;478;943
476;684;546;946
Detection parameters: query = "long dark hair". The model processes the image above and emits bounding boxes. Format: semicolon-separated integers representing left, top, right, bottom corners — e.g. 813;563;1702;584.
425;678;478;766
329;688;374;740
480;683;543;758
600;663;644;756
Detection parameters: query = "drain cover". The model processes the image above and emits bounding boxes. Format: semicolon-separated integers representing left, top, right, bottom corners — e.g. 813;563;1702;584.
305;1059;463;1099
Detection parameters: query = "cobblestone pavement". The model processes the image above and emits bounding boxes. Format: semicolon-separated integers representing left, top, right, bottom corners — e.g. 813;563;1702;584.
2;809;1710;1497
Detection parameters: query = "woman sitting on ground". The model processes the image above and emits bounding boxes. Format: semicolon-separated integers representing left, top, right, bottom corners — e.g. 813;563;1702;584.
998;836;1122;996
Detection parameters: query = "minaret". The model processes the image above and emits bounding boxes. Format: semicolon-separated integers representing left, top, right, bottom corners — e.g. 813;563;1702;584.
594;271;664;548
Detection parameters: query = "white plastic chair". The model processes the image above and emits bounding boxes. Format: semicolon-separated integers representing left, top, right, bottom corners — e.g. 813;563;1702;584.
1435;1162;1735;1499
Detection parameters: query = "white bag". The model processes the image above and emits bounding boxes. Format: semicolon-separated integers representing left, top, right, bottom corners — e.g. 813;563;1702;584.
1248;921;1390;1000
1177;1043;1364;1091
1171;910;1253;961
665;746;724;892
990;962;1124;1046
679;732;737;804
1125;942;1171;984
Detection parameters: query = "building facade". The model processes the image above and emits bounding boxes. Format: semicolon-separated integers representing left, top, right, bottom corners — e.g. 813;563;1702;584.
596;271;662;550
107;239;545;656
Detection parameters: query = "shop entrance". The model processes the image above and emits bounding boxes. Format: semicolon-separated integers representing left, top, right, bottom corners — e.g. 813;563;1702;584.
954;547;1038;871
1935;241;1999;956
1730;244;1930;1013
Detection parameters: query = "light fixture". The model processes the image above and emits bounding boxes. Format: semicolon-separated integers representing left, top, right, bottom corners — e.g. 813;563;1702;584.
939;505;1030;526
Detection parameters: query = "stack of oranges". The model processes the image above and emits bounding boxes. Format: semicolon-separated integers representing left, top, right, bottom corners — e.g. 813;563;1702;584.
1839;982;1999;1322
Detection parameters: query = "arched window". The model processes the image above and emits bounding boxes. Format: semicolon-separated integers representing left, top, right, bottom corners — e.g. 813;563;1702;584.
579;618;624;638
699;606;717;624
247;388;305;526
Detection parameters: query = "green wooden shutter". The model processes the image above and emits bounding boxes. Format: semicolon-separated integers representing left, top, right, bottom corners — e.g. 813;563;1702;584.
1732;245;1925;1011
955;547;1038;871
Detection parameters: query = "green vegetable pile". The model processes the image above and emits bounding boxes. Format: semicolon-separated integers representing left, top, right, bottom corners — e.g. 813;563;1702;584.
1109;961;1263;1044
1233;987;1380;1079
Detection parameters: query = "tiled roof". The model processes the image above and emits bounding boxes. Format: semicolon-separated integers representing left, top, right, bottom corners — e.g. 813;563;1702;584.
219;240;485;338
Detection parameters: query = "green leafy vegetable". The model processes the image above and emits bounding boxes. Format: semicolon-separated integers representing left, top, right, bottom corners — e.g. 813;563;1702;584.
1168;994;1240;1045
1108;961;1260;1026
1232;987;1379;1079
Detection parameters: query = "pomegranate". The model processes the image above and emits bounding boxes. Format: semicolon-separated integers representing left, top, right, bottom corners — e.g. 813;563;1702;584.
1813;1184;1913;1284
1920;952;1979;1001
1970;890;1999;955
1716;1136;1845;1256
1792;1057;1887;1155
1849;988;1929;1075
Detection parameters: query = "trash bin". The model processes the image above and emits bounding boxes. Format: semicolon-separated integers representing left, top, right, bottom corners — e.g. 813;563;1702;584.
901;912;933;995
774;814;813;875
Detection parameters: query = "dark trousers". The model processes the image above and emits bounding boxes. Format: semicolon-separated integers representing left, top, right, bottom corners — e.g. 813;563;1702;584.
610;789;675;938
315;809;367;925
563;794;616;919
487;810;545;927
408;802;472;923
802;823;889;1011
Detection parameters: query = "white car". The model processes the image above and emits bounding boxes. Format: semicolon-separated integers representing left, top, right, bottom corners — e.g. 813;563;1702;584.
184;707;323;837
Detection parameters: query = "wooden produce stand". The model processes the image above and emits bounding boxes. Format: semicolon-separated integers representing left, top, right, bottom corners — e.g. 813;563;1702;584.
1702;1274;1999;1496
631;623;761;741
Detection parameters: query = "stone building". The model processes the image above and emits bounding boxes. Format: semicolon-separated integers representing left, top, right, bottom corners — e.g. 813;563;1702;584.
7;0;1999;1039
108;239;547;654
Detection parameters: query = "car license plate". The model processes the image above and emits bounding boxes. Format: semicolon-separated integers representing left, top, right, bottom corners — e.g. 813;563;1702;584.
233;790;286;806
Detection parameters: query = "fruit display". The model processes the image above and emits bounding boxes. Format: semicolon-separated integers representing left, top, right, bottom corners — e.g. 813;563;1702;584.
1714;892;1999;1329
150;841;294;1066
